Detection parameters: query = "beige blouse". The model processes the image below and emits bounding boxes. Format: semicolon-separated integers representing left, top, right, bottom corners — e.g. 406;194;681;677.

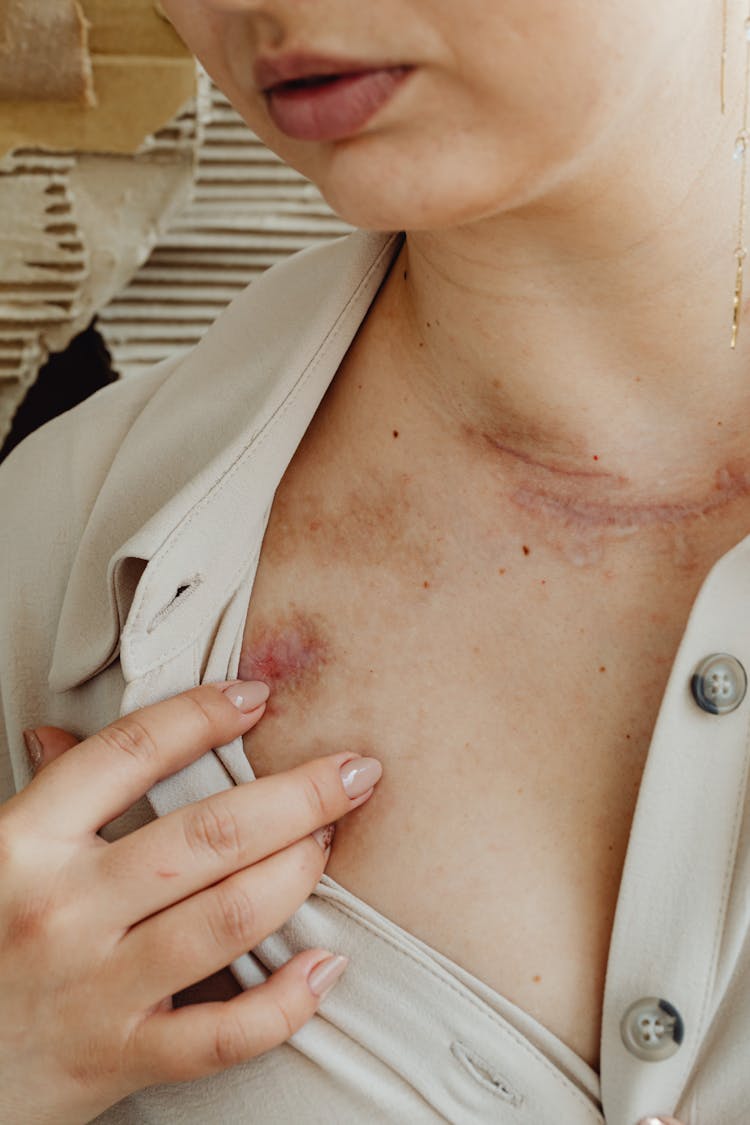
1;228;748;1124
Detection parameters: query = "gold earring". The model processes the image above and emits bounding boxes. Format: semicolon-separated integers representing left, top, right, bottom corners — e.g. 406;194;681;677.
724;0;750;347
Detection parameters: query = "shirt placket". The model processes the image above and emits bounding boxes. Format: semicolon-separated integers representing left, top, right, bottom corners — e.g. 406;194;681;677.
599;539;750;1124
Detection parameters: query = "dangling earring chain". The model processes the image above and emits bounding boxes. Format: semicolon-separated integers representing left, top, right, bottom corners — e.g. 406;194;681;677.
724;0;750;347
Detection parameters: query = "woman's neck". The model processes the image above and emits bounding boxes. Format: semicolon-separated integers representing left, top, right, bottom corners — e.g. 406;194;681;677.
376;57;750;497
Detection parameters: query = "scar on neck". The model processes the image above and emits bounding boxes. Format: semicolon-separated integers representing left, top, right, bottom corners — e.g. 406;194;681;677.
483;433;629;484
238;607;331;713
471;424;750;524
513;464;750;529
464;423;750;564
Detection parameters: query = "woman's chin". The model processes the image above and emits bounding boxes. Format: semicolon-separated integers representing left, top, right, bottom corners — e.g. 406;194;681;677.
240;111;538;234
314;183;517;236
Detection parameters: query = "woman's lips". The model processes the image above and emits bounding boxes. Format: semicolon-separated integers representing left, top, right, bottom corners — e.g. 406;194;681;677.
265;66;414;142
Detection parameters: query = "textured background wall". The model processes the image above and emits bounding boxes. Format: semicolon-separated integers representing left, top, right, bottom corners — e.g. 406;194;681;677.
0;2;350;450
96;69;352;379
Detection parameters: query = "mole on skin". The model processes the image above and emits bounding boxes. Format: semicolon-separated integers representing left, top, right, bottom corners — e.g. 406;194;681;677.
238;606;331;714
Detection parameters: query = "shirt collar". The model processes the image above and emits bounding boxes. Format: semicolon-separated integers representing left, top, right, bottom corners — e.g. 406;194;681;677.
49;229;404;693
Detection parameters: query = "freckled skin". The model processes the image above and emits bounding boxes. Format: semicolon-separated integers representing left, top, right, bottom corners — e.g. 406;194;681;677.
237;607;331;714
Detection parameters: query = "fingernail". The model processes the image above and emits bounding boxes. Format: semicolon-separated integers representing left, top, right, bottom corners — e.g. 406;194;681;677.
307;953;349;999
636;1117;685;1125
339;756;382;799
22;728;43;771
223;680;270;713
312;824;335;855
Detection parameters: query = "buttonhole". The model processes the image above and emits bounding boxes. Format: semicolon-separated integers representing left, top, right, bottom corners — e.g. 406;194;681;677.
450;1041;523;1105
146;573;204;633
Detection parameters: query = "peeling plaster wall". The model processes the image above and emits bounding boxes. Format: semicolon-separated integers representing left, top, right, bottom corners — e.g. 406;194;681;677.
0;3;350;447
0;0;95;105
0;0;195;158
0;1;197;445
97;73;352;375
0;119;196;446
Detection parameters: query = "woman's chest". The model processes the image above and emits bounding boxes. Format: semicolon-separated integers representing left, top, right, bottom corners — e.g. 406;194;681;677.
233;499;693;1074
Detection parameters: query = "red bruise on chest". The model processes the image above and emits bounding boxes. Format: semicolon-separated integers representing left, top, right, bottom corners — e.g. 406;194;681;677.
237;607;332;713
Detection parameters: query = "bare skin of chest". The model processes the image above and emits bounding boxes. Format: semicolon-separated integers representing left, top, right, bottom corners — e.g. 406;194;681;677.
217;391;750;1076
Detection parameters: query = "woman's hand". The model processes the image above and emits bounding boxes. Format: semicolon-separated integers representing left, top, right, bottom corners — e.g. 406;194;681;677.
0;680;382;1125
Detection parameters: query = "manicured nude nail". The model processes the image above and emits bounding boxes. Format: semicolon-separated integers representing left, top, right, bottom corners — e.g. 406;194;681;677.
22;728;43;771
339;757;382;799
223;680;270;713
307;954;349;999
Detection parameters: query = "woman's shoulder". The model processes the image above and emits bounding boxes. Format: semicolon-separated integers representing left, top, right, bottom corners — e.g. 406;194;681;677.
0;357;183;803
1;353;181;521
0;347;185;659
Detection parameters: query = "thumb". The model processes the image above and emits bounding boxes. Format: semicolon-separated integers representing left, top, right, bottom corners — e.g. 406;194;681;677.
23;726;80;775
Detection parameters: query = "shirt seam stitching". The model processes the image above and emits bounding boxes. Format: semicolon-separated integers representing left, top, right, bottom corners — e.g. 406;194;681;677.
127;233;400;671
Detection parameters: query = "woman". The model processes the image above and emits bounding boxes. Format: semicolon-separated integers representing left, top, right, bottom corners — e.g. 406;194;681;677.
0;1;745;1122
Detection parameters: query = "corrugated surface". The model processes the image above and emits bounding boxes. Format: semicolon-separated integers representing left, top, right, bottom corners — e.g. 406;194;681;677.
0;149;88;439
0;0;196;158
97;69;352;373
0;0;94;104
0;102;196;445
0;65;351;445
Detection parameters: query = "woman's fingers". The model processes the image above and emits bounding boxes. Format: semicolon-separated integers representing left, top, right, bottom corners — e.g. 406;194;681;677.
115;831;332;1006
128;947;349;1088
83;751;381;929
22;681;243;777
16;681;271;837
1;680;368;1122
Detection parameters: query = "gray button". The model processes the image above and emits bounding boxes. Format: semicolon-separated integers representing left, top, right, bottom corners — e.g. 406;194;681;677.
691;653;747;714
620;997;684;1061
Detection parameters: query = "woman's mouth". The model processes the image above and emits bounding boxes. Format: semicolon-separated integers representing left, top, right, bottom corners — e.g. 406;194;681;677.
264;66;414;142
